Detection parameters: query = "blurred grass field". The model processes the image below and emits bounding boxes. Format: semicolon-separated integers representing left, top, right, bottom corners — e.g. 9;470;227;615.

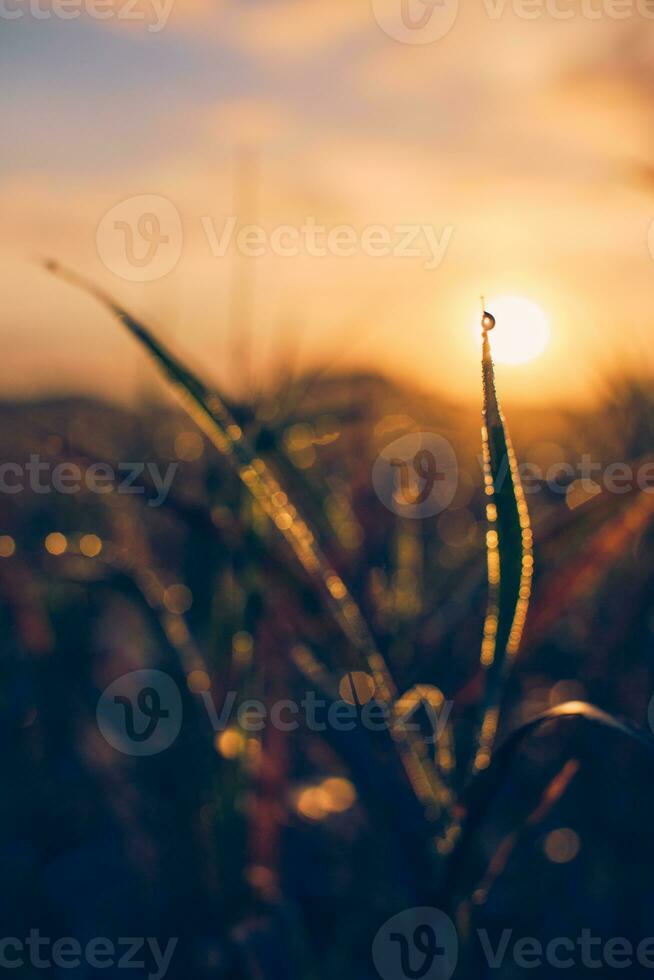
3;339;654;977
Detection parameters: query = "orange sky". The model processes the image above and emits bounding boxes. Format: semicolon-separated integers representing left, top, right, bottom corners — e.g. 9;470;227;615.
2;5;654;406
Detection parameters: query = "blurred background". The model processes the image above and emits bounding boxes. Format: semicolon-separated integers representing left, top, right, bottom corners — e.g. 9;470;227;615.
3;4;654;403
4;4;654;979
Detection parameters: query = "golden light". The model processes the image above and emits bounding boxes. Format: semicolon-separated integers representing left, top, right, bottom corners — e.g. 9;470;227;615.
187;669;211;693
174;430;204;462
232;631;254;666
215;728;245;759
472;295;551;366
0;535;16;558
163;583;193;614
45;532;67;556
80;533;102;558
544;827;580;864
321;777;357;813
295;786;331;821
294;778;357;821
338;671;376;705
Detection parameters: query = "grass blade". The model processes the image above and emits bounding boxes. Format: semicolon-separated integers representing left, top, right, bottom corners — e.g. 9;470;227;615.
474;311;534;772
442;700;654;908
45;261;452;827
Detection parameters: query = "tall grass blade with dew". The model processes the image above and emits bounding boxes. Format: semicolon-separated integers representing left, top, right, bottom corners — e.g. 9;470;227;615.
44;260;453;840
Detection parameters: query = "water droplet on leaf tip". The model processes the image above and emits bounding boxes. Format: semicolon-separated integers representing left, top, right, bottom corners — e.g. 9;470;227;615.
482;312;496;332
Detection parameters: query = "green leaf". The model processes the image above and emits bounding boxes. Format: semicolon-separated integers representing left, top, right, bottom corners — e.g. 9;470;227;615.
473;318;534;772
45;261;453;828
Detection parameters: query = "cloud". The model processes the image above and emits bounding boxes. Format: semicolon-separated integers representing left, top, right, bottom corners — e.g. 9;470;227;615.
19;0;367;53
199;98;300;147
160;0;371;58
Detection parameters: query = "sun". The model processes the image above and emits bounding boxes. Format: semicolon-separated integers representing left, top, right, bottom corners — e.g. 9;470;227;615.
472;295;551;366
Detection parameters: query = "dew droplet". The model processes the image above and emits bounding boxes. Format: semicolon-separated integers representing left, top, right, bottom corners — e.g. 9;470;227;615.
482;311;496;332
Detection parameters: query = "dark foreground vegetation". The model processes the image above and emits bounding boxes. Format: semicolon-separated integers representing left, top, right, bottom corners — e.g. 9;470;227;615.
3;292;654;978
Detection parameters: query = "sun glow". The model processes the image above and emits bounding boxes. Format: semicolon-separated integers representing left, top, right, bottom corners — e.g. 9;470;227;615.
473;295;551;366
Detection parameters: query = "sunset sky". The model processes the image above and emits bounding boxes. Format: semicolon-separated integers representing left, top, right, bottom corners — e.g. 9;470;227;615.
3;4;654;405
